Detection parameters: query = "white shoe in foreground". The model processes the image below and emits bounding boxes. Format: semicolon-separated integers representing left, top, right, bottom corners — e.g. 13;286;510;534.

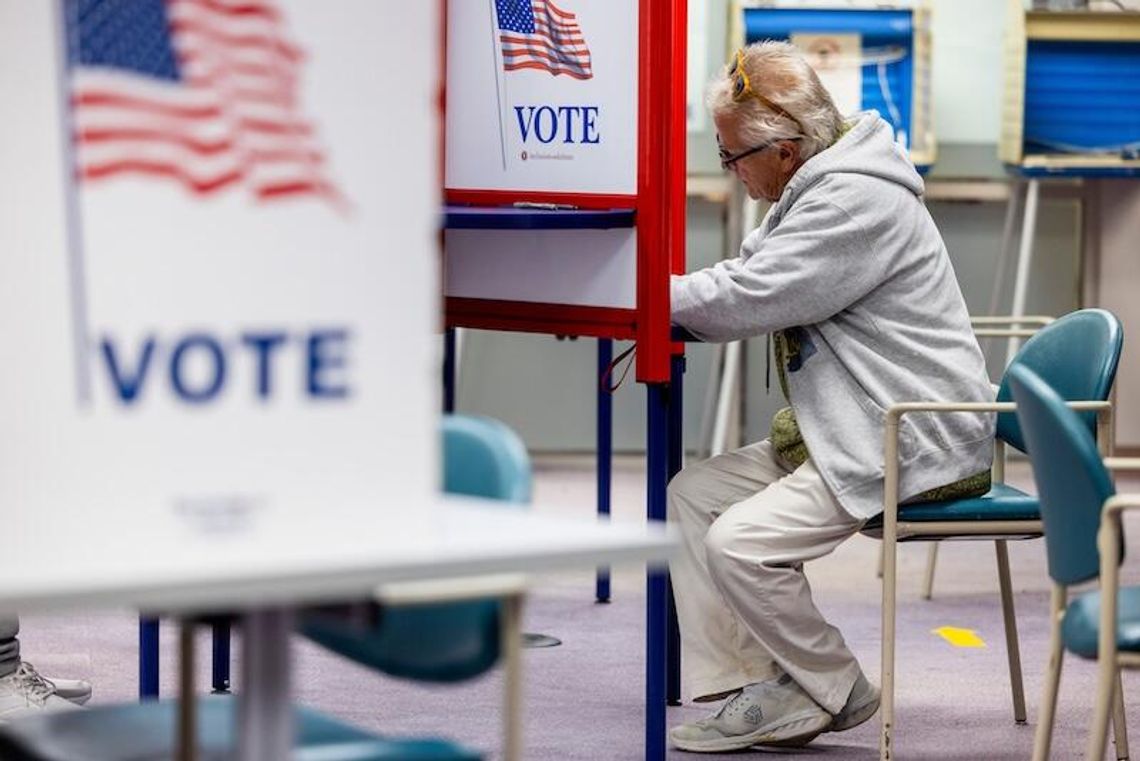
8;662;91;706
669;674;832;753
0;663;84;723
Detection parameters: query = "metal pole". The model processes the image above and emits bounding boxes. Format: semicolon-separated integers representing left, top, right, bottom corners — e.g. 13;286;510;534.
211;622;231;694
646;382;670;760
238;609;294;761
443;327;457;413
596;338;613;603
177;620;197;761
139;617;160;699
1005;179;1040;367
666;355;685;705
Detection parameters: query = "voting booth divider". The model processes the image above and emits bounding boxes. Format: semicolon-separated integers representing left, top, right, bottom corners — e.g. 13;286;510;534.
442;1;688;758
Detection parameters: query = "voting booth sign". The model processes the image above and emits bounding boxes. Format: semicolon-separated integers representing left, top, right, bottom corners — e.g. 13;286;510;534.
445;0;638;196
0;0;439;536
443;0;686;384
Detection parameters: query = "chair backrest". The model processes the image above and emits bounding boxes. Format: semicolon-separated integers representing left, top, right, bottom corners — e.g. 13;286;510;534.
1008;364;1119;586
442;414;532;504
995;309;1122;453
301;414;532;683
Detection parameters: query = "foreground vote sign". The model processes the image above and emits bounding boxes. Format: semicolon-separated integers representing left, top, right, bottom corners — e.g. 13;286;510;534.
0;1;438;535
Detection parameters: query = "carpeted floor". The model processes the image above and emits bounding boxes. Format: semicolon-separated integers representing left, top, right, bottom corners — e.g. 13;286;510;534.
15;455;1140;759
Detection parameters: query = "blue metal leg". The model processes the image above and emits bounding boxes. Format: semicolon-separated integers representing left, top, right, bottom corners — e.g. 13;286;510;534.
212;622;232;693
647;381;670;761
596;338;613;603
139;617;160;700
667;354;685;705
442;327;456;414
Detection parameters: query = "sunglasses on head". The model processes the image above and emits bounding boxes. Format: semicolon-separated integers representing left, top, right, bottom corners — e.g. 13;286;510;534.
728;49;806;135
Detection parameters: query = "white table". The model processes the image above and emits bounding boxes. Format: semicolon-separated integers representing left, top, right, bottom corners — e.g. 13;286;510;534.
0;496;675;760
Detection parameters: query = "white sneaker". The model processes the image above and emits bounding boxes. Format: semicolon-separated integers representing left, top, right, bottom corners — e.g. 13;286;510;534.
669;674;832;752
0;663;85;722
16;662;92;706
827;671;880;733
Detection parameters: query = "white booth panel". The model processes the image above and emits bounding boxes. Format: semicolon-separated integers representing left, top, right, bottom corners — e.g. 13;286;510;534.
444;228;637;309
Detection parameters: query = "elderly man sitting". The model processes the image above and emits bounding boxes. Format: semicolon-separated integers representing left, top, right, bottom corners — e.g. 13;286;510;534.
667;41;994;752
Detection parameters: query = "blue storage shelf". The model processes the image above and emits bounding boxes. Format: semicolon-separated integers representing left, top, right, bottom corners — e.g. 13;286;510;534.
443;206;636;231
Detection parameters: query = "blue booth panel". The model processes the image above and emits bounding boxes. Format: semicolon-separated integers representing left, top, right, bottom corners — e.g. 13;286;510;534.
742;8;927;170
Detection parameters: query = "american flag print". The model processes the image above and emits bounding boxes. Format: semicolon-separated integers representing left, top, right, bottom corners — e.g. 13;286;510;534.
64;0;341;203
495;0;593;80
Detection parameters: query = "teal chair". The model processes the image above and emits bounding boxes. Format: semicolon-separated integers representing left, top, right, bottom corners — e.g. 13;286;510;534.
302;414;532;758
1009;364;1136;761
865;308;1123;760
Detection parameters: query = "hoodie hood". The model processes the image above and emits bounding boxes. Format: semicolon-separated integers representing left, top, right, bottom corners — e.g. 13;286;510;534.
777;111;924;213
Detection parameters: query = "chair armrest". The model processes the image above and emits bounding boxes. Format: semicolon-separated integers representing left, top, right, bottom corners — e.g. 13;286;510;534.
1104;458;1140;473
1097;494;1140;665
879;400;1113;538
971;316;1054;338
1102;494;1140;520
376;574;527;605
885;400;1111;419
970;315;1054;326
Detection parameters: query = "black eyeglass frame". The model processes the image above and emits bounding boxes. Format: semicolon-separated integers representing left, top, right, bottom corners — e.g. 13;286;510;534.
717;135;802;170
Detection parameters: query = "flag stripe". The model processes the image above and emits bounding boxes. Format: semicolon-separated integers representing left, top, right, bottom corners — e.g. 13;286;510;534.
80;160;244;194
503;61;593;80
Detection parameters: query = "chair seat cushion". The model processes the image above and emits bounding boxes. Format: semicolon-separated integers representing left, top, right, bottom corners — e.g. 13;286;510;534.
1062;586;1140;659
861;483;1039;539
302;600;501;683
0;696;481;761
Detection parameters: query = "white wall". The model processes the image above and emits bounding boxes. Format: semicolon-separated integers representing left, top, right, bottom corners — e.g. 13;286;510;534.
930;0;1008;144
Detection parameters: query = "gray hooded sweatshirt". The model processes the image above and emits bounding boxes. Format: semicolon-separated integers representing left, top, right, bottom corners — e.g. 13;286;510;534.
672;112;994;521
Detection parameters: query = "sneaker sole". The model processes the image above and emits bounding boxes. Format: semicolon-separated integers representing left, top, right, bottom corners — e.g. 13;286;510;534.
827;694;881;733
671;710;832;753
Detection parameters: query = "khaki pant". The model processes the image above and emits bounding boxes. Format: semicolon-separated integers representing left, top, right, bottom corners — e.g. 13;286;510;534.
667;440;863;713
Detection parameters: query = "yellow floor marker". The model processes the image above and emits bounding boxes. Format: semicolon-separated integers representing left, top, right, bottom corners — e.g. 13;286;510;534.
933;626;987;648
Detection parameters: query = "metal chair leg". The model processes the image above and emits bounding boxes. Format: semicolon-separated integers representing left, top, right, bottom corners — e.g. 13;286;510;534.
502;593;524;761
1032;585;1066;761
995;540;1027;723
921;543;939;600
1090;656;1118;761
1112;669;1129;760
880;534;899;761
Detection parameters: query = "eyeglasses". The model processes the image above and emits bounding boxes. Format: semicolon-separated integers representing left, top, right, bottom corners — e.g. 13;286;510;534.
728;48;806;135
717;134;802;170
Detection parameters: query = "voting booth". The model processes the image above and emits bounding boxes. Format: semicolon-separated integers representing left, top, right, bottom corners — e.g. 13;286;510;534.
732;0;936;171
1001;0;1140;176
1;0;439;573
443;0;687;384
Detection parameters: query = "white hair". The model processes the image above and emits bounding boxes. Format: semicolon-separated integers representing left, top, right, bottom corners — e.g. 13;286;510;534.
705;40;844;160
